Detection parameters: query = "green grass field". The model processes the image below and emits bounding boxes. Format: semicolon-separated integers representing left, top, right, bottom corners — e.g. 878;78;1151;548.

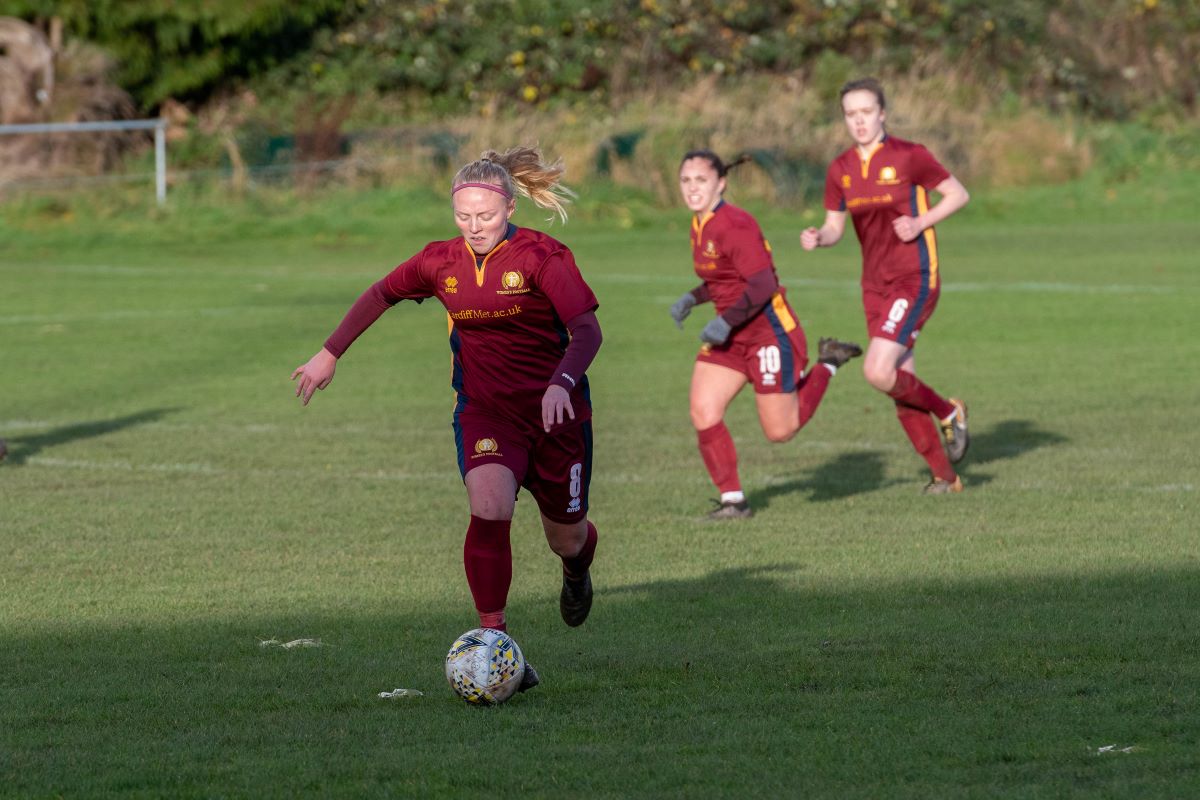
2;175;1197;798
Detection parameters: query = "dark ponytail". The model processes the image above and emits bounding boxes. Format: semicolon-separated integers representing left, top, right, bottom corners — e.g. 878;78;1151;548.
680;149;753;178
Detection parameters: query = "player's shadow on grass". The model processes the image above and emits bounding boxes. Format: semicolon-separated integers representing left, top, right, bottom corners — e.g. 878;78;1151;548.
1;408;177;465
957;418;1068;488
751;419;1069;504
748;450;897;509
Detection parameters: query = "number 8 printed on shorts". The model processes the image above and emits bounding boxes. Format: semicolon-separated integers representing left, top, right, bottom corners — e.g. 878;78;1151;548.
567;462;582;514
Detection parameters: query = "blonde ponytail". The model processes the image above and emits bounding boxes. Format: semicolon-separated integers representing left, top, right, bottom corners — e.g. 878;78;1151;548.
453;146;575;224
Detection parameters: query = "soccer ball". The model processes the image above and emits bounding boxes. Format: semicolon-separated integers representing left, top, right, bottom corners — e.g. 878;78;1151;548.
444;628;526;705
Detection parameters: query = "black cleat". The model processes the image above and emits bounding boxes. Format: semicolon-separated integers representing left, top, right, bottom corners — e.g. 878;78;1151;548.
517;661;540;693
706;499;753;520
560;570;593;627
817;337;863;368
940;398;969;464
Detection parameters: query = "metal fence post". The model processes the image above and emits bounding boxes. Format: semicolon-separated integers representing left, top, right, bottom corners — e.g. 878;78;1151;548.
155;119;166;206
0;118;168;205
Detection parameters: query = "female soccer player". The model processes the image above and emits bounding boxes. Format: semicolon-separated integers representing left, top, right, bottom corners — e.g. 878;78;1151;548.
292;146;602;692
670;150;862;519
801;78;970;494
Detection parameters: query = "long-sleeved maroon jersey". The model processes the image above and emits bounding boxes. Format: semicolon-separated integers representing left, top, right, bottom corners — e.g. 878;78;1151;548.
326;225;598;432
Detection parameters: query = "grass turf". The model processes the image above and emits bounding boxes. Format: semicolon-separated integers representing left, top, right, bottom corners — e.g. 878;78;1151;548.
1;176;1197;798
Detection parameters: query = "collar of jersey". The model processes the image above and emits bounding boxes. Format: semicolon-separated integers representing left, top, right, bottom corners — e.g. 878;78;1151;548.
466;222;518;287
857;135;887;179
692;199;725;238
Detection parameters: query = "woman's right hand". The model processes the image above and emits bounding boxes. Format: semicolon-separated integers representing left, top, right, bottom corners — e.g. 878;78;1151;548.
800;227;821;250
291;348;337;406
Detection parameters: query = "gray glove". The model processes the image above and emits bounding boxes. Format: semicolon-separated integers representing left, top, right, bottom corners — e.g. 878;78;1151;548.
669;291;697;329
700;316;732;346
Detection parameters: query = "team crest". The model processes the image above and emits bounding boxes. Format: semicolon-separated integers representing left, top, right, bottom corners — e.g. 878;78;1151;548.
877;166;899;185
497;270;529;295
444;276;458;294
474;438;499;455
703;240;719;258
841;174;852;188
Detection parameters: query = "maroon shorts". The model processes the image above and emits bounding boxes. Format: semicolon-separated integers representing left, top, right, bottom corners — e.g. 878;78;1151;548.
696;325;809;394
863;282;940;348
454;409;592;524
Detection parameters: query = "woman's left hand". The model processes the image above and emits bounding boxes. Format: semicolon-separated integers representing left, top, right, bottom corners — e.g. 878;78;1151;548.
892;215;925;243
541;384;575;432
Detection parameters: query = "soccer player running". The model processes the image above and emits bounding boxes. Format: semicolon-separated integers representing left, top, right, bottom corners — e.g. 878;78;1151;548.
802;78;971;494
292;146;602;692
670;150;862;519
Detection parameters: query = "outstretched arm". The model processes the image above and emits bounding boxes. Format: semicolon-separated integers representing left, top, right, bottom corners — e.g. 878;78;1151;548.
801;209;847;250
290;280;398;406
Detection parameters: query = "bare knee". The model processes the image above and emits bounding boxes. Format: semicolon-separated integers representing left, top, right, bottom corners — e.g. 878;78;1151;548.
690;403;724;431
762;423;796;443
469;492;513;520
862;361;896;393
543;518;586;557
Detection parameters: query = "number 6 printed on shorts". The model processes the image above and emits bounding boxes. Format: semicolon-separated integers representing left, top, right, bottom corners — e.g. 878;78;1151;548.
882;298;909;335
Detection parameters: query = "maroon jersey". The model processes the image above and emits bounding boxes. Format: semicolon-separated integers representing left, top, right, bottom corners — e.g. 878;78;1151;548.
378;226;598;430
691;201;800;343
823;135;951;291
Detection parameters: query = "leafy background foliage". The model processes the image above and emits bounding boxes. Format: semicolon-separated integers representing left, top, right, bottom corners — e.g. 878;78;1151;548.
9;0;1198;117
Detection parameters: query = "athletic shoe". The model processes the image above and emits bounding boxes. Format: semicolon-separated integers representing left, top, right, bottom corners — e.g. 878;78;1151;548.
940;398;969;463
517;661;540;693
706;499;753;520
923;475;964;495
560;569;593;627
817;337;863;368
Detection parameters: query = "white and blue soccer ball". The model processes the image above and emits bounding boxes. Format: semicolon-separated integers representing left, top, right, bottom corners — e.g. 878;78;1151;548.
444;628;525;705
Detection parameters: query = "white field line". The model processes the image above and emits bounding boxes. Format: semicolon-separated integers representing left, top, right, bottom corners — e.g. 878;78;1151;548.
1;262;381;281
0;305;318;326
2;281;1187;326
636;276;1190;293
22;455;450;482
1;418;396;435
15;454;1193;492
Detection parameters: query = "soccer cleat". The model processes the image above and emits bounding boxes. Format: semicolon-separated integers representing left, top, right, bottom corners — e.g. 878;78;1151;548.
560;569;593;627
923;475;964;495
939;398;969;463
817;337;863;368
517;661;540;693
706;499;753;520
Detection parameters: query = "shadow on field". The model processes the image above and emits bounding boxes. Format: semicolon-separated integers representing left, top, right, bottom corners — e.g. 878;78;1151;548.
749;418;1069;504
748;450;895;509
3;564;1196;795
958;418;1069;488
966;418;1068;465
0;408;177;465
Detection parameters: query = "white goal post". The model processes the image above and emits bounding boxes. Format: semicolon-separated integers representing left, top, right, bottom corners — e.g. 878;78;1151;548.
0;117;168;205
